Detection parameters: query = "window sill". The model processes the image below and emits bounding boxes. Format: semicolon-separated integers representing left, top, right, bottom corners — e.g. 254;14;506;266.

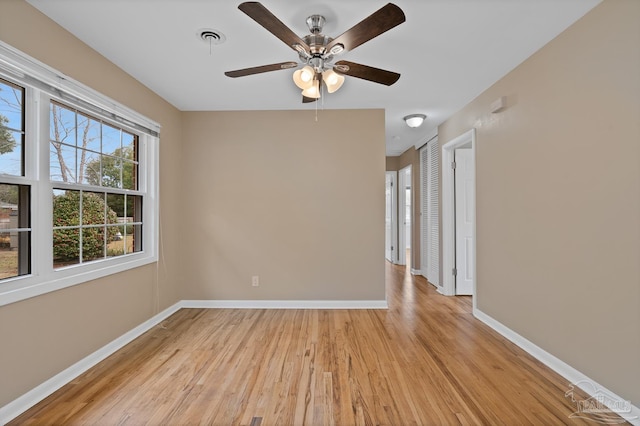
0;253;157;307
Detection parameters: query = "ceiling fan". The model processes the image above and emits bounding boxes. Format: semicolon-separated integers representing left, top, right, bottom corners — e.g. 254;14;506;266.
224;2;406;102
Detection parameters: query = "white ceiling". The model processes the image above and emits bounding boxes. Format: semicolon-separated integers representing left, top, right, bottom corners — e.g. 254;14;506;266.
27;0;600;155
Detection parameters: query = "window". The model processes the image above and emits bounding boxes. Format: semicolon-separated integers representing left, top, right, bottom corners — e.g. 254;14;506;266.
0;79;30;280
0;42;159;306
50;102;143;268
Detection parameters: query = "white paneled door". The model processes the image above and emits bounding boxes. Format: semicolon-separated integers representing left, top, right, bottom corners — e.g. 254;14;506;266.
385;171;397;263
420;138;439;287
454;148;474;295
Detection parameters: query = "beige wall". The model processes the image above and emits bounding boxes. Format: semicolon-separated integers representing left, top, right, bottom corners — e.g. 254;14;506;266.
385;156;400;171
438;0;639;405
0;0;184;406
181;109;386;301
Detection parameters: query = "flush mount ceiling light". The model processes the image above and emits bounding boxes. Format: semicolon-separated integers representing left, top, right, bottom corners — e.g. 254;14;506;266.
403;114;427;128
224;2;406;103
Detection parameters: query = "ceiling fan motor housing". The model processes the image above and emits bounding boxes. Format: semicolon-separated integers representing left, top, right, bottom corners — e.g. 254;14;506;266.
306;15;325;34
299;15;336;70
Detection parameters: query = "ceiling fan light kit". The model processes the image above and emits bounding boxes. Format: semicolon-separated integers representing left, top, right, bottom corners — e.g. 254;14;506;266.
404;114;427;128
225;2;406;103
301;80;321;99
293;66;315;89
322;69;345;93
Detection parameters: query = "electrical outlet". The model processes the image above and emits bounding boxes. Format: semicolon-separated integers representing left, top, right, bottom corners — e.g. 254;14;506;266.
252;275;259;287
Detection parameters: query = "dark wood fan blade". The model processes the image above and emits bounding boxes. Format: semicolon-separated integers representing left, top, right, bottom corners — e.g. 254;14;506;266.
334;61;400;86
302;96;317;103
326;3;405;53
225;61;298;78
238;2;310;53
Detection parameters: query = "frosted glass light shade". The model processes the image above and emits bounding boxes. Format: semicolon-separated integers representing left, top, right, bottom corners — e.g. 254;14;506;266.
301;80;321;99
322;69;345;93
293;66;315;89
404;114;426;128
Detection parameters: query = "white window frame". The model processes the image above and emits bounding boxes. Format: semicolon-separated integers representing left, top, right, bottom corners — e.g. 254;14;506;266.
0;41;160;307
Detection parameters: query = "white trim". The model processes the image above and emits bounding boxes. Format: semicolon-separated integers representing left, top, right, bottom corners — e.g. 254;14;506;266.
0;302;182;425
397;165;412;266
441;129;476;300
181;300;389;309
410;268;421;275
385;171;398;264
474;308;640;426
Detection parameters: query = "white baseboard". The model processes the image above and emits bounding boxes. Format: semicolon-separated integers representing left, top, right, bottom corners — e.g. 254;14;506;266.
0;298;388;423
474;308;639;426
181;299;388;309
410;268;421;275
0;301;183;425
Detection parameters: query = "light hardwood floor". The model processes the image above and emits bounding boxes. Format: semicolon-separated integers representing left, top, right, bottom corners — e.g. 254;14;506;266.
10;262;610;425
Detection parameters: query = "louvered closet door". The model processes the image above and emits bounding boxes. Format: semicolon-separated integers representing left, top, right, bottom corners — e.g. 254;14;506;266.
420;138;440;286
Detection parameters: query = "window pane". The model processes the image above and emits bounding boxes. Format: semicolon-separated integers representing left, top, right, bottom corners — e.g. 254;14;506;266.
122;160;136;190
53;228;80;268
0;231;18;279
82;192;106;225
0;79;23;131
0;79;24;177
50;103;76;146
82;226;105;262
106;193;125;217
80;149;101;186
122;131;135;151
0;131;22;176
103;124;120;154
52;189;80;269
0;184;18;210
82;116;101;152
128;224;142;253
50;142;76;183
126;194;142;222
0;231;29;279
106;224;126;258
0;183;30;279
53;189;80;227
100;154;122;188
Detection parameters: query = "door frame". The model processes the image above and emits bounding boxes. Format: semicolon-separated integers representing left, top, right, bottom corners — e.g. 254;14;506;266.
397;165;411;266
441;129;476;304
385;171;398;263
